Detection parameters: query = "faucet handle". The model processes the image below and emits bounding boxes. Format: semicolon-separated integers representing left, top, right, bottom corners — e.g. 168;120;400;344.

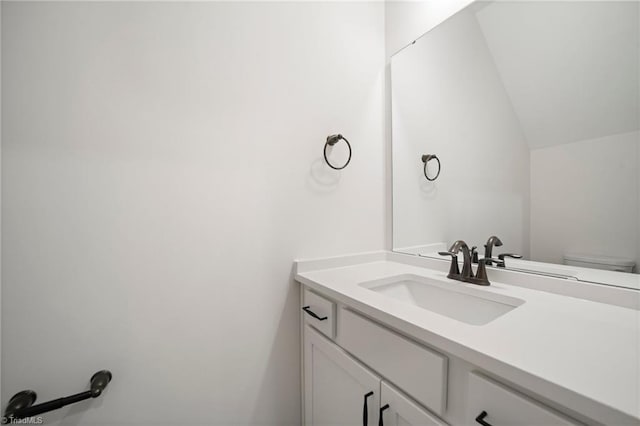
498;253;522;260
472;258;492;286
470;246;478;264
496;253;522;268
438;251;460;279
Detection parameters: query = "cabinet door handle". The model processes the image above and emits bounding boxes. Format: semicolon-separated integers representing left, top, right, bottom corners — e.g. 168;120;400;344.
302;306;328;321
475;411;493;426
378;404;389;426
362;391;374;426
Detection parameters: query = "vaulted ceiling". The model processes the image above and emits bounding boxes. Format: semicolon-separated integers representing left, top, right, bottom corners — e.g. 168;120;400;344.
475;1;639;149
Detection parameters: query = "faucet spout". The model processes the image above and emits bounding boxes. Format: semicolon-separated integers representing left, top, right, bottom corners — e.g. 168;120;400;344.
484;236;503;265
441;239;493;286
449;240;473;279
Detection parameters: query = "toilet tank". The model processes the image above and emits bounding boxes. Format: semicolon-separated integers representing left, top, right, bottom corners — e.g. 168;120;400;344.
563;253;636;273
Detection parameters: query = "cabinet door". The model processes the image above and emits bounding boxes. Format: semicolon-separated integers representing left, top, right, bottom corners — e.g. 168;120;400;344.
305;325;380;426
379;381;447;426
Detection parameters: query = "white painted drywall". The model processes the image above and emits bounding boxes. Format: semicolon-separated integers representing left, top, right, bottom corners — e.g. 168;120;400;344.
476;1;639;149
390;6;530;256
385;0;474;58
637;2;640;275
383;1;474;254
0;0;3;402
530;131;640;269
1;2;384;424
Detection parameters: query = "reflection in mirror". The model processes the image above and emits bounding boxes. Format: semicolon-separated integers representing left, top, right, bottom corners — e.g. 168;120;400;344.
391;1;639;289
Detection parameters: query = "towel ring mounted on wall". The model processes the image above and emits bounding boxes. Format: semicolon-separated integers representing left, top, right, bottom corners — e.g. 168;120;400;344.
324;134;352;170
421;154;441;181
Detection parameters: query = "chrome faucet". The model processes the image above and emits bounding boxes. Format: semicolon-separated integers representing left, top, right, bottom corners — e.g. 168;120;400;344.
439;240;491;286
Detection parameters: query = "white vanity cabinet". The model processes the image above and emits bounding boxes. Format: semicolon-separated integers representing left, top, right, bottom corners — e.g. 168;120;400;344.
338;308;448;416
466;373;578;426
303;288;336;339
304;324;446;426
301;286;585;426
304;325;380;426
380;381;446;426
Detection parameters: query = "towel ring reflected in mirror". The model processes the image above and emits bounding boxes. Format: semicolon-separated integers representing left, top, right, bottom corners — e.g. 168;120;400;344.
421;154;441;181
324;134;352;170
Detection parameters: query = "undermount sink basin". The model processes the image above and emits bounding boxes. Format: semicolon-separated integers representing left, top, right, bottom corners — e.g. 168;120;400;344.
360;274;524;325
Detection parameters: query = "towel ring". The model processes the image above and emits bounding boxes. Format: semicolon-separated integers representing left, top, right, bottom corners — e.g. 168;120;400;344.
421;154;441;181
324;134;352;170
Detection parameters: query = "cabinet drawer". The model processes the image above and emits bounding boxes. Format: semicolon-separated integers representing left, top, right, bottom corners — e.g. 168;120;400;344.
302;288;336;339
338;308;448;415
467;372;579;425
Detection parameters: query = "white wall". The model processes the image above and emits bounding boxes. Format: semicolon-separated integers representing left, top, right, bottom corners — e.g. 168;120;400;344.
476;1;639;149
1;2;385;424
390;6;530;256
530;131;640;269
385;0;474;58
383;1;474;254
0;0;3;402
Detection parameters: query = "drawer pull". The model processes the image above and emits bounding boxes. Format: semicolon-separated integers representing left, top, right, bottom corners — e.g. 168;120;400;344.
362;391;374;426
475;411;493;426
378;404;390;426
302;306;328;321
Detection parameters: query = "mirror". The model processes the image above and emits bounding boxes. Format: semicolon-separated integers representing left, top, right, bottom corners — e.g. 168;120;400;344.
391;1;640;289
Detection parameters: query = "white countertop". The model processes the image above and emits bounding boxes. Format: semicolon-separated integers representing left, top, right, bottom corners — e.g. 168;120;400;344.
295;252;640;425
